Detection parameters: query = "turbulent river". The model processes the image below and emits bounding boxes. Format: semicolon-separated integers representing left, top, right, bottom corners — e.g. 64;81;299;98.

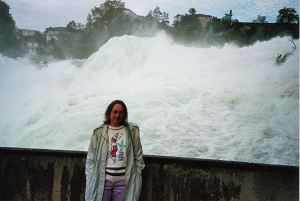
0;33;298;166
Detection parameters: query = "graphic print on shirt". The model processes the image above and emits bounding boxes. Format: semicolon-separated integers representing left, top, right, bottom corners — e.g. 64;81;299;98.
109;133;126;163
117;139;126;161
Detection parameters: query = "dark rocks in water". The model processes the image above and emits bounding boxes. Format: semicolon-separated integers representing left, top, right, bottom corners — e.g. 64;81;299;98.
276;53;288;64
276;38;297;65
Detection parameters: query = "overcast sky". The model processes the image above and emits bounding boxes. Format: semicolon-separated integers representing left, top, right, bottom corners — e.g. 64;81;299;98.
4;0;299;31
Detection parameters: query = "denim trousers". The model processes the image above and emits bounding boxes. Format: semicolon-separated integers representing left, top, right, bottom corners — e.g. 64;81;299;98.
102;180;126;201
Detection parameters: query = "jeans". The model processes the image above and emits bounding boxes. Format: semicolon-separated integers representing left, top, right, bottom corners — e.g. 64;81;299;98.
102;180;126;201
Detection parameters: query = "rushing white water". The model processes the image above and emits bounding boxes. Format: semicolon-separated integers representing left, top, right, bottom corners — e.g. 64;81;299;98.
0;33;298;166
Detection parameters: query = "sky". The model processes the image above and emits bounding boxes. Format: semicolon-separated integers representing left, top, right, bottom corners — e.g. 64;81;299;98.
4;0;299;31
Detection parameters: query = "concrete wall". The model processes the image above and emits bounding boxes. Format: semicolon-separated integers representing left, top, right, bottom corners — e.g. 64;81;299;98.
0;148;298;201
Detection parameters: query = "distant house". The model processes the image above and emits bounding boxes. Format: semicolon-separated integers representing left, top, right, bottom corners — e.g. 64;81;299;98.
44;27;69;42
20;29;39;37
196;14;213;27
18;29;40;54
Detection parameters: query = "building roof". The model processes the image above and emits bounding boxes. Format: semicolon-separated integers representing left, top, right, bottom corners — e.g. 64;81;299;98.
45;27;68;32
195;14;213;18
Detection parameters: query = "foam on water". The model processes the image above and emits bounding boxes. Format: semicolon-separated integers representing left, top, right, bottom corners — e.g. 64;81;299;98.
0;33;298;165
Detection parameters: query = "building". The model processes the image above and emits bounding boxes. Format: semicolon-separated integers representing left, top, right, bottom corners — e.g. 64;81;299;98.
18;29;40;54
196;14;213;27
19;29;39;37
44;27;69;42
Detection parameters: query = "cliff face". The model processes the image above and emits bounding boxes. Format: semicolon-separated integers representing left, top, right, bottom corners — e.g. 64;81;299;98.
0;148;298;201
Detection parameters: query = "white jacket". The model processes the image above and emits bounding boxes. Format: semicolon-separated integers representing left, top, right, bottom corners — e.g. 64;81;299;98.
85;122;145;201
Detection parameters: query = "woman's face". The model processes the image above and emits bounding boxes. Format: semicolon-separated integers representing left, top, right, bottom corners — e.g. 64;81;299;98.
109;103;124;127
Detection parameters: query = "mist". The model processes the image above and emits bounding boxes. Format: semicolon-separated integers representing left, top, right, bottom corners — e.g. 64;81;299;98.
0;33;298;166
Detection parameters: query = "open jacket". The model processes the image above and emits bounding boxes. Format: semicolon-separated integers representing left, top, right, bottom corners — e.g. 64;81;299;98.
85;122;145;201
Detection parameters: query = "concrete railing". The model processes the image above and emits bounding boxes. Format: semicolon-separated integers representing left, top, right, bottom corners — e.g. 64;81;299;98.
0;147;298;201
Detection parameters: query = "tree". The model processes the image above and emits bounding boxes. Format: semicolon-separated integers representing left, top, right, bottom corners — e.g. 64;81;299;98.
171;8;204;43
66;20;84;32
32;31;46;44
253;15;268;23
149;6;169;24
0;0;19;57
152;7;162;22
188;8;196;15
66;20;77;32
162;12;169;24
221;10;233;26
221;10;240;28
88;0;125;29
60;0;145;58
276;7;299;24
102;0;125;9
172;14;182;27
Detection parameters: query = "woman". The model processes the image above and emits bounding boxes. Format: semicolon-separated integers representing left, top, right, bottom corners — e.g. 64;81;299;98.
85;100;145;201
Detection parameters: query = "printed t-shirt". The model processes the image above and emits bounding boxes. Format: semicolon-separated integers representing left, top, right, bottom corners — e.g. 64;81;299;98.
105;125;127;182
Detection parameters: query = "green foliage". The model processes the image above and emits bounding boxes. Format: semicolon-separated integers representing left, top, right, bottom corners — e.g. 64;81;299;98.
66;21;84;32
253;15;268;23
221;10;240;28
46;0;161;59
172;8;204;43
172;9;246;46
188;8;196;15
2;1;299;60
0;0;20;57
32;32;46;44
148;6;169;24
276;7;299;24
54;5;297;57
